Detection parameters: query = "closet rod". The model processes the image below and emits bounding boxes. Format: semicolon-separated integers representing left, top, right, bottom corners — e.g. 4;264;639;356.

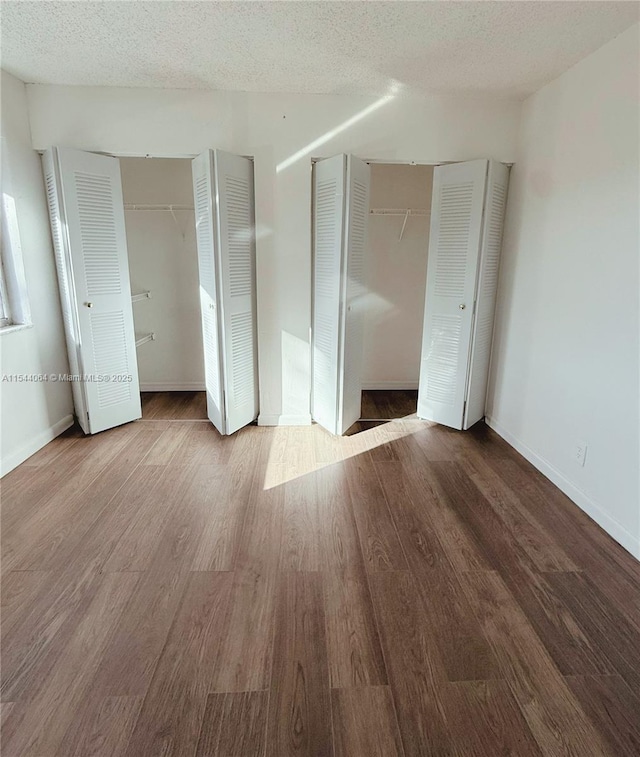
135;332;155;347
131;291;151;303
369;208;430;216
124;203;194;211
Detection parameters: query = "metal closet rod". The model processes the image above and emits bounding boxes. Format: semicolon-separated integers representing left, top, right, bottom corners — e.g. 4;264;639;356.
123;203;194;211
369;208;430;215
135;332;155;347
370;208;431;241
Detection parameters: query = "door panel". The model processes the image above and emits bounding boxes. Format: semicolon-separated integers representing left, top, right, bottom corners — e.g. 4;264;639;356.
192;149;258;435
417;159;488;429
192;150;224;433
464;160;510;429
43;147;141;434
312;155;346;435
339;155;370;434
311;154;370;436
215;151;259;435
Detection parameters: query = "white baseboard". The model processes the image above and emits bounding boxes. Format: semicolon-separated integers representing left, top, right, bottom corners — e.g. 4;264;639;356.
361;381;419;390
258;413;312;427
485;415;640;560
140;383;206;392
1;414;75;477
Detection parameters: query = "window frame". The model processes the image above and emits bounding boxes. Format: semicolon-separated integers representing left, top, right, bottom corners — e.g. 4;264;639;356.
0;254;11;327
0;188;32;333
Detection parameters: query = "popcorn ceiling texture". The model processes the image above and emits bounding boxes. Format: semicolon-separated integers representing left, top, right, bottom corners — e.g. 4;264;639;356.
1;1;638;98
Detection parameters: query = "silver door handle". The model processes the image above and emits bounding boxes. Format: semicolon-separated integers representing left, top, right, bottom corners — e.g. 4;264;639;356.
86;302;94;308
459;304;466;310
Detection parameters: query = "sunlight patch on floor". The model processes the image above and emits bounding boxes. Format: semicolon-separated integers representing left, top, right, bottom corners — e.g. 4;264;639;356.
261;417;424;490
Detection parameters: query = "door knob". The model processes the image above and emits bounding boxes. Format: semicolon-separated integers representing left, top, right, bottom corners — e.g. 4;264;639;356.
459;304;466;310
86;302;94;308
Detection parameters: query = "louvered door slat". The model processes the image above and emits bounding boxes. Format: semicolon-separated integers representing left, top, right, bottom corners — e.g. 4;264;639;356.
42;147;141;434
90;311;133;407
417;159;488;429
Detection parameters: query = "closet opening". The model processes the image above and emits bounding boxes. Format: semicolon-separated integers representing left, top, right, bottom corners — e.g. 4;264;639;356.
311;155;509;437
43;146;259;437
119;157;206;421
358;163;434;431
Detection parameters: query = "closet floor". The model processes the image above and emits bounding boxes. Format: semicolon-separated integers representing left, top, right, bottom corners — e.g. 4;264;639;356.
141;390;207;420
2;407;640;756
361;389;418;420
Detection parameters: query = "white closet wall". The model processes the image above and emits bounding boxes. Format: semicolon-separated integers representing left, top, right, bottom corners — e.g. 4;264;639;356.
120;158;204;390
362;164;433;389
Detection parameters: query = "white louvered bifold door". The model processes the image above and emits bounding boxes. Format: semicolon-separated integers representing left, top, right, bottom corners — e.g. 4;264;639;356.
192;151;225;434
338;155;370;434
43;147;141;434
312;155;347;435
417;159;488;429
463;161;509;429
192;150;258;436
214;150;258;435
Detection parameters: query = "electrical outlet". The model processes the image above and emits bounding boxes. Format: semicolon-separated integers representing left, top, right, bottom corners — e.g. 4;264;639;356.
575;441;588;467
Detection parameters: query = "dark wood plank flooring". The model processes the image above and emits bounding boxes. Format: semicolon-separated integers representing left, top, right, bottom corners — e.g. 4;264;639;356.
2;392;640;756
353;390;417;432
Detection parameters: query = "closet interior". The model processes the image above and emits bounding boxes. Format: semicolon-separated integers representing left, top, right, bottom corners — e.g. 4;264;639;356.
120;157;204;403
361;163;434;422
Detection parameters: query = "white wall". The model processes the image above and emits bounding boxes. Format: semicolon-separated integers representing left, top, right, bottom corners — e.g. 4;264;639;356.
120;157;204;390
0;71;73;474
26;85;521;424
362;164;432;389
487;24;640;558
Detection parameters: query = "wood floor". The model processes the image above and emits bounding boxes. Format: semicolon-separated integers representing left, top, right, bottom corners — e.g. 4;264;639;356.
141;390;208;420
2;393;640;756
359;390;418;423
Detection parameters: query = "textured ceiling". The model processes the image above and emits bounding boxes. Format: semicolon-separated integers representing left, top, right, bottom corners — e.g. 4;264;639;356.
1;1;638;99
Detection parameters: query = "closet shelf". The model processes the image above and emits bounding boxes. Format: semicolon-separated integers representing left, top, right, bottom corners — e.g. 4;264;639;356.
135;332;155;347
131;290;151;303
124;204;194;211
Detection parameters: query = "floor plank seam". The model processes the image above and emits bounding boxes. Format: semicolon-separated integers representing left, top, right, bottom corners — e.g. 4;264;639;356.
360;568;410;757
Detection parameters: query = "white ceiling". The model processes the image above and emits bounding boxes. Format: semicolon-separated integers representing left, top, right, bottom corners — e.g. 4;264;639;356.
1;1;638;99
